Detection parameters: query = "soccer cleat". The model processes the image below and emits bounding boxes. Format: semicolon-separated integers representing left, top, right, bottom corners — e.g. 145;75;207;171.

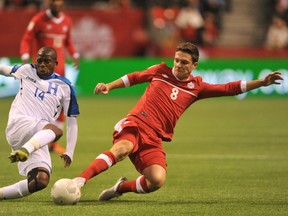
98;177;128;201
8;148;29;163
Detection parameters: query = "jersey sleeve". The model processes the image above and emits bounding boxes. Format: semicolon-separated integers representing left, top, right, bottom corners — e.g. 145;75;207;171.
10;64;33;80
19;14;41;58
197;77;243;100
126;63;163;86
63;16;78;57
60;79;80;117
67;86;80;117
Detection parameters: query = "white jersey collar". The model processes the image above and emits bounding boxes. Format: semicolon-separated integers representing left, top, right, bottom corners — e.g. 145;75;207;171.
46;9;64;24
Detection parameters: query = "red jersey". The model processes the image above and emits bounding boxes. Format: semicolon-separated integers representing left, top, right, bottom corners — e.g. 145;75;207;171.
20;9;78;76
124;63;243;142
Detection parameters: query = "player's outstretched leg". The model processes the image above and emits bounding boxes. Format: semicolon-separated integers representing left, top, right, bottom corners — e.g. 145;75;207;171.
98;167;165;201
0;180;31;200
98;177;128;201
8;147;29;163
9;129;57;163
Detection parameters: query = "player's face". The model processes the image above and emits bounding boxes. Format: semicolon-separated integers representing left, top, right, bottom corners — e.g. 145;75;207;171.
50;0;64;16
173;51;198;80
36;55;57;79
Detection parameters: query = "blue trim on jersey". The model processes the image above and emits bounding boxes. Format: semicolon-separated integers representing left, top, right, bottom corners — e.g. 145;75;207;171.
51;73;80;116
68;87;80;117
53;73;72;85
11;64;26;73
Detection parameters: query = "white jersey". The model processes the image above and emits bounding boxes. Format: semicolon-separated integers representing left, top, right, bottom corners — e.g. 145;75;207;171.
2;63;79;176
8;64;79;123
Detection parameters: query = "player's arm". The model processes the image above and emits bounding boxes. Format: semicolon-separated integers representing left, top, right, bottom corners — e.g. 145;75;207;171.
20;24;35;63
0;65;13;76
94;78;126;95
66;36;80;69
19;17;39;63
72;53;80;69
245;71;283;91
60;116;78;168
60;83;79;167
65;20;80;69
94;68;155;95
20;28;33;63
66;37;80;69
198;71;283;99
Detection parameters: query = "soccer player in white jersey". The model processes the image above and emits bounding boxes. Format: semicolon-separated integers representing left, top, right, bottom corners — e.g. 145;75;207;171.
0;46;79;200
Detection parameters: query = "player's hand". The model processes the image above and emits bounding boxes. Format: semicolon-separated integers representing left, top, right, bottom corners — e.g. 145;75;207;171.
73;57;79;70
60;154;72;168
263;71;283;86
94;83;109;95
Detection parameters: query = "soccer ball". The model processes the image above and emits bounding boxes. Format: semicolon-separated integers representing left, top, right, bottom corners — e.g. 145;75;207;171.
51;178;81;205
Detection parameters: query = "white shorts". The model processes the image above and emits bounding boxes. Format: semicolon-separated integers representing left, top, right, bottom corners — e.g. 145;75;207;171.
18;146;52;176
6;116;52;176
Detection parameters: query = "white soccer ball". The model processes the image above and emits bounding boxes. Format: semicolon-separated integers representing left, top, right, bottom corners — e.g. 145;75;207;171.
51;178;81;205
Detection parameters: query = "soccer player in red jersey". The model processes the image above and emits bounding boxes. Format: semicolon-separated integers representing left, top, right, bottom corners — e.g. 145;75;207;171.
73;42;283;201
20;0;79;154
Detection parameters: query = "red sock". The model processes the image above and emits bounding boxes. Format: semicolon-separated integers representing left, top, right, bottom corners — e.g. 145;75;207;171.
118;176;149;194
79;151;116;182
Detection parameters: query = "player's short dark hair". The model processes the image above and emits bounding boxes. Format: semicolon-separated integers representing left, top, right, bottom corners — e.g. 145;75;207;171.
38;46;57;61
176;42;199;63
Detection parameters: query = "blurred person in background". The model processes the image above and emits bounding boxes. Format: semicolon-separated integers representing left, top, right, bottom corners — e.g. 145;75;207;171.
148;5;181;56
273;0;288;24
19;0;80;154
3;0;41;10
175;0;204;44
202;0;226;29
201;12;218;46
265;16;288;50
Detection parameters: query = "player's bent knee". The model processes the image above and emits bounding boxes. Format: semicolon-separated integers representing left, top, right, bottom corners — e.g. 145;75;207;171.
145;173;166;192
111;140;133;162
149;176;166;191
53;128;63;141
44;124;63;141
27;168;50;193
143;165;166;192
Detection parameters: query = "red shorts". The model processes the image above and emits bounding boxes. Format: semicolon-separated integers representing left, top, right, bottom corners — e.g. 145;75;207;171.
113;116;167;174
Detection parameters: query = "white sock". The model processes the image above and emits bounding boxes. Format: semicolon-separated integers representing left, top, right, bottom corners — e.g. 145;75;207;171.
23;129;56;154
72;177;86;189
1;180;31;199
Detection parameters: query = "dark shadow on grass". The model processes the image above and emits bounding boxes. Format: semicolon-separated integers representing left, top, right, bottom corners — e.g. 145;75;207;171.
33;198;288;207
76;199;288;207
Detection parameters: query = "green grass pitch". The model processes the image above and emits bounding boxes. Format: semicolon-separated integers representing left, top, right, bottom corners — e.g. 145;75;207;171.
0;96;288;216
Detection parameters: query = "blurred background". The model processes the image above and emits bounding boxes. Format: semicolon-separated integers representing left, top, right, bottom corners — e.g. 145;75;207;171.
0;2;288;214
0;0;287;97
